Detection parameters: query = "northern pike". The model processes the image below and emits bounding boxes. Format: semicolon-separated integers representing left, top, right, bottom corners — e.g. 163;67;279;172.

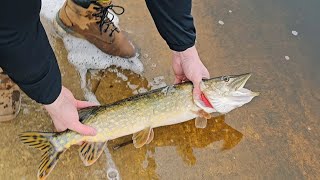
19;73;259;179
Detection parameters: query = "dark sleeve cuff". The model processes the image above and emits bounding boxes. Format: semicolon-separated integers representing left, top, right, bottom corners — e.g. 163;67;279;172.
168;42;195;52
145;0;196;52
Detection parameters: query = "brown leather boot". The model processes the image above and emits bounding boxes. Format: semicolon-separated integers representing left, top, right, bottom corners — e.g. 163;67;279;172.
0;69;21;122
56;0;135;58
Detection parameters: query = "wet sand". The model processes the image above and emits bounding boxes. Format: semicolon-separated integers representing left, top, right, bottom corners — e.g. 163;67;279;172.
0;0;319;179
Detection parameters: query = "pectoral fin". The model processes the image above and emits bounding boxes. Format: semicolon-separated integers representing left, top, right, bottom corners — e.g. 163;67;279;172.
146;129;154;144
194;109;223;128
197;109;212;119
132;127;154;148
195;117;208;128
78;141;106;166
194;109;211;128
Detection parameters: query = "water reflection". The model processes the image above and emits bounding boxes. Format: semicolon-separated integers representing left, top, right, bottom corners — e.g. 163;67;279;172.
88;67;150;104
105;115;243;179
112;115;243;163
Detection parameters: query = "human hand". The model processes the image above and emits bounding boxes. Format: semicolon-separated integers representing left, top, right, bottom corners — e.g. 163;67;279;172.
172;45;210;100
44;86;97;136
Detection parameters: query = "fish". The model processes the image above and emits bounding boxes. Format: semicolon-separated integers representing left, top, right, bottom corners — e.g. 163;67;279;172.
19;73;259;179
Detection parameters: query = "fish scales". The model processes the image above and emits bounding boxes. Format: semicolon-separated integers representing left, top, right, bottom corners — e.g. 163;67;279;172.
56;82;198;150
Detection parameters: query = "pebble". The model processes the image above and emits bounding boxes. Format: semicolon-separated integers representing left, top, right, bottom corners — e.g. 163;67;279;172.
23;108;30;115
284;56;290;60
142;159;149;169
229;10;232;13
307;127;311;131
218;20;224;25
292;30;298;36
143;54;149;59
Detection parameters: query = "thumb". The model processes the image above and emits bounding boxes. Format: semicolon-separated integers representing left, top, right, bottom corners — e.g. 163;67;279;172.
69;121;97;136
76;100;99;109
174;77;182;84
192;81;202;101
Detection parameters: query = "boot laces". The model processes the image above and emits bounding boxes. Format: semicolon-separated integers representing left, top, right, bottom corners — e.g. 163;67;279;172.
92;2;125;37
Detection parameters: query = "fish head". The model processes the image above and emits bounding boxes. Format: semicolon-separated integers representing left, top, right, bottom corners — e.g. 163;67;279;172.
196;73;259;113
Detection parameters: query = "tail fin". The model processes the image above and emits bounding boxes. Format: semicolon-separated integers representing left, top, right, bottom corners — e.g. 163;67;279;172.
19;132;63;180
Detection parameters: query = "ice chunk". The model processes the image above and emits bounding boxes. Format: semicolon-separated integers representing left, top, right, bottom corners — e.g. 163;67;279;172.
138;87;148;94
127;82;139;90
285;56;290;60
292;30;298;36
150;76;167;90
108;68;128;81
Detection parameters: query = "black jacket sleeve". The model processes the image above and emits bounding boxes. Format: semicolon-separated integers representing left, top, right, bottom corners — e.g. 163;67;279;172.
0;0;62;104
145;0;196;51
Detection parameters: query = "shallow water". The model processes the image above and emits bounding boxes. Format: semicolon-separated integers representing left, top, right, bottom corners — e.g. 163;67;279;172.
0;0;319;179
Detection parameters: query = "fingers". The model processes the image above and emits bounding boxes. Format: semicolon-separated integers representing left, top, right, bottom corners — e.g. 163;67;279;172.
69;121;97;136
52;115;97;136
76;100;99;109
46;87;98;136
54;124;67;132
174;74;190;84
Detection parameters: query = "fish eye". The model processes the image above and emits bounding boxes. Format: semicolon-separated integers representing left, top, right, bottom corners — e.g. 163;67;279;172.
222;76;230;82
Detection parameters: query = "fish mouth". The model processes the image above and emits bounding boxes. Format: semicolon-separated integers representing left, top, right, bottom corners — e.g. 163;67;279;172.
231;73;260;97
251;91;260;97
232;73;252;90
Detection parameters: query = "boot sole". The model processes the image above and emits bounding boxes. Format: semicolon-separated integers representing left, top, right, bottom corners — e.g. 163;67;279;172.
0;91;21;122
0;73;21;122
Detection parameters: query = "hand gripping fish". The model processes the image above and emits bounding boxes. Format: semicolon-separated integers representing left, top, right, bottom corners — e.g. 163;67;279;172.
19;73;259;179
